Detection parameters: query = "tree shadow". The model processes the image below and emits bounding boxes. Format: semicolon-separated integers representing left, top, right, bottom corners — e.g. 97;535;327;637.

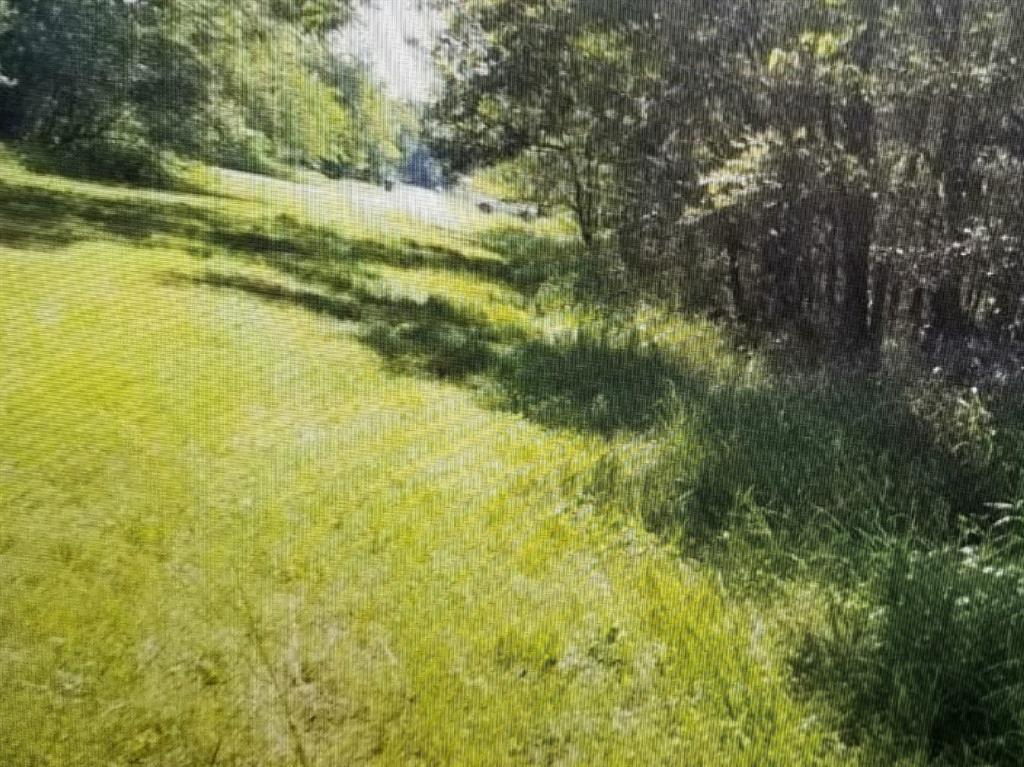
207;223;517;292
206;219;583;299
172;208;702;434
0;179;217;250
0;172;644;426
11;175;1003;530
175;269;519;381
1;161;679;433
477;227;584;297
602;369;1016;563
175;271;363;322
484;330;703;434
172;264;694;435
164;198;1019;544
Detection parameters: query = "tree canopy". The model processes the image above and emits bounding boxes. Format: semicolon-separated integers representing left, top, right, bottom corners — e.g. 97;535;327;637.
0;0;404;181
431;0;1024;362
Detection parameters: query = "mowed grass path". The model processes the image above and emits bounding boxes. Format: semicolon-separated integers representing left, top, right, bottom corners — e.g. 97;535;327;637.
0;155;848;765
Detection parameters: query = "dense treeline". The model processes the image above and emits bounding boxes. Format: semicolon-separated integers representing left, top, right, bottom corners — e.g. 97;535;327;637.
0;0;404;181
432;0;1024;371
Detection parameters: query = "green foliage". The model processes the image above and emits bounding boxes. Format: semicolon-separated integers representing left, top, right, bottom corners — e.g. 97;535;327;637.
324;59;410;181
267;0;354;33
907;382;1000;471
486;322;687;433
18;116;173;186
797;544;1024;764
208;23;347;167
0;0;400;183
0;1;10;79
433;0;1024;359
429;0;675;244
7;0;1024;760
188;3;403;178
469;150;567;216
0;1;144;142
599;375;1007;559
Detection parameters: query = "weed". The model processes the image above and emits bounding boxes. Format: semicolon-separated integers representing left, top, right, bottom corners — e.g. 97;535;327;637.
795;543;1024;764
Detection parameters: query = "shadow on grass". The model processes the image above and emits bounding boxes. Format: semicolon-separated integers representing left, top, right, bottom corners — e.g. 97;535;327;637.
0;179;217;249
476;228;583;296
485;330;696;433
26;166;1014;765
18;166;1004;531
176;270;517;381
0;173;639;429
0;169;578;301
212;225;1015;541
207;222;580;299
575;357;1024;584
174;264;690;434
180;215;677;433
613;376;1011;552
183;215;986;473
4;175;1011;522
789;540;1024;766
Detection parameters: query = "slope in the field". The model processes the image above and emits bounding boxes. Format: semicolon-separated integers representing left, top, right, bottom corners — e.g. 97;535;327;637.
0;155;850;765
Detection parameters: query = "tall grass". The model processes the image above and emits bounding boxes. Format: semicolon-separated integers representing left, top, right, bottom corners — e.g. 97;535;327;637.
578;301;1024;763
0;146;849;766
795;542;1024;765
6;142;1024;765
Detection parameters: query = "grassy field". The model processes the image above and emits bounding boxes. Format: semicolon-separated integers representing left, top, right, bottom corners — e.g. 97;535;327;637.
0;149;855;765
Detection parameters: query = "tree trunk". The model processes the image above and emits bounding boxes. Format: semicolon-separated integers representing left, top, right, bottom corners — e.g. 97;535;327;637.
931;0;969;341
565;149;595;248
870;260;890;344
841;190;874;350
724;220;747;322
838;4;880;352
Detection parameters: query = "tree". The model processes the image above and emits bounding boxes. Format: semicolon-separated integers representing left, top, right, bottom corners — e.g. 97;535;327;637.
0;0;388;180
429;0;659;246
429;0;1024;363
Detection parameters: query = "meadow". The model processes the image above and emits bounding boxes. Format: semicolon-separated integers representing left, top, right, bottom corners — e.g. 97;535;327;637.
3;145;1024;766
0;147;838;765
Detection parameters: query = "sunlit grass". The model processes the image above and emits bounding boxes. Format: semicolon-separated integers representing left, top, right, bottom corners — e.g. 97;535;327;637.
0;147;852;765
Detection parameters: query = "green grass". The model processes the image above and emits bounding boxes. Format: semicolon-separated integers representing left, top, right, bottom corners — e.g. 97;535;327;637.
792;542;1024;765
0;147;851;765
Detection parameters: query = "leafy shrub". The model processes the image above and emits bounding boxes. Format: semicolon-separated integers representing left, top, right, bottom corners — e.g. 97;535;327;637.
610;383;978;553
908;382;999;471
20;114;171;186
208;126;287;178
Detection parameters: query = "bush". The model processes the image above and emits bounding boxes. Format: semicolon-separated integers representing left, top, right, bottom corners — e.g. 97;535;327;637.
907;381;999;472
207;126;291;179
20;116;171;186
797;543;1024;764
